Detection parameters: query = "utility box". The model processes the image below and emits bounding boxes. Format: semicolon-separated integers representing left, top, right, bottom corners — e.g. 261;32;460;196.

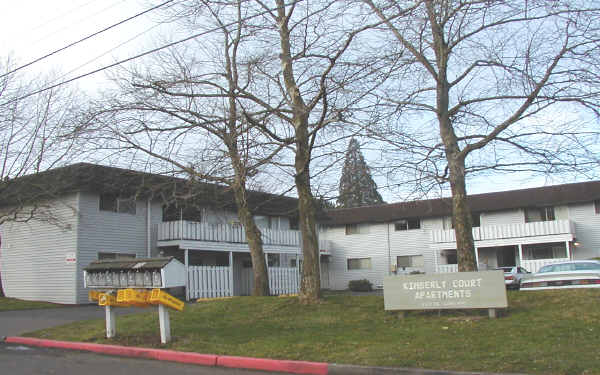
84;257;185;289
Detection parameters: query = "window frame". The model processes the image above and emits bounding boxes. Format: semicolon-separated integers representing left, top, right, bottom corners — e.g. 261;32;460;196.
345;224;359;235
524;206;555;223
396;255;424;268
99;193;136;215
394;218;420;231
347;257;372;270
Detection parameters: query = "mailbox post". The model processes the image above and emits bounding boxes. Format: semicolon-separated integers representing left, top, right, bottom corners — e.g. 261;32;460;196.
84;257;186;343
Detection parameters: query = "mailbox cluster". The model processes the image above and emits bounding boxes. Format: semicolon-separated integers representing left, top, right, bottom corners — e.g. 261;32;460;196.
83;257;186;343
84;257;186;290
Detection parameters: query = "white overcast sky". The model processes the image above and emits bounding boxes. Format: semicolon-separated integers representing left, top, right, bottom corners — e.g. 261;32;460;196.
0;0;585;200
0;0;171;90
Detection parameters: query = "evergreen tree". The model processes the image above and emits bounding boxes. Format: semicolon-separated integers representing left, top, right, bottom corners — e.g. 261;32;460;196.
337;139;384;208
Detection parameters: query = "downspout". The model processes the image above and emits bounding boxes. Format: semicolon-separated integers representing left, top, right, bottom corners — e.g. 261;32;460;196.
387;222;391;275
147;199;152;258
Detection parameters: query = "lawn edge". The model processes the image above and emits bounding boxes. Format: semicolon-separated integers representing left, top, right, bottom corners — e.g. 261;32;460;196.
3;336;526;375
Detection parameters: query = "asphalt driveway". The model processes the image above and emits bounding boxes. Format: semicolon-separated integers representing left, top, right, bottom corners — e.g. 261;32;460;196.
0;305;146;337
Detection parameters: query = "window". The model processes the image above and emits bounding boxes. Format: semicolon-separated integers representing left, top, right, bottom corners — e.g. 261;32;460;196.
289;217;299;230
345;224;359;235
267;253;280;267
442;216;454;230
98;252;136;260
99;194;136;215
394;218;420;231
522;242;566;260
397;255;424;268
347;257;372;270
595;200;600;214
524;206;555;222
442;249;458;264
471;213;481;227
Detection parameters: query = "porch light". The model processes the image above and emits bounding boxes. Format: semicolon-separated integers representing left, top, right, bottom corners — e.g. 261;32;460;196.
573;239;581;246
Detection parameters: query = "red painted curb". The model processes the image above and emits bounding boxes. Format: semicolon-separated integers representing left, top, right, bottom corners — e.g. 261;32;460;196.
218;355;329;375
4;336;329;375
5;337;217;367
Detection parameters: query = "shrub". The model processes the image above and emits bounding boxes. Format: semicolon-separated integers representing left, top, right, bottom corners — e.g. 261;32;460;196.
348;279;373;292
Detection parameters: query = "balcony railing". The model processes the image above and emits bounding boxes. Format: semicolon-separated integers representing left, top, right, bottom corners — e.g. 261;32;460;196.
435;258;570;274
158;220;331;251
431;219;575;243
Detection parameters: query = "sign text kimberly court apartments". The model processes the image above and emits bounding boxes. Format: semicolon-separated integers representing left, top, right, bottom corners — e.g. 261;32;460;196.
383;271;508;310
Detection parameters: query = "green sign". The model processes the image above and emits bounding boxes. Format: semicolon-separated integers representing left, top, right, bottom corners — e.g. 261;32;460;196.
384;271;507;310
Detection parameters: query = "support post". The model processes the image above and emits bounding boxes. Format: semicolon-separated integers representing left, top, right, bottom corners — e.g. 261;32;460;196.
518;244;523;266
105;305;116;338
158;304;171;344
488;308;497;319
474;247;479;270
229;251;234;297
565;240;571;260
184;249;189;301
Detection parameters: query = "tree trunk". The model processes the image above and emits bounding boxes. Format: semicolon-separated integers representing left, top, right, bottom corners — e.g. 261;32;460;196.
447;157;477;271
295;131;321;303
231;186;270;296
275;0;321;302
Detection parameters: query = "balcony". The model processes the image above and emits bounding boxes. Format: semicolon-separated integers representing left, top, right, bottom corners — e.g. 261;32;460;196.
158;220;331;252
431;219;575;244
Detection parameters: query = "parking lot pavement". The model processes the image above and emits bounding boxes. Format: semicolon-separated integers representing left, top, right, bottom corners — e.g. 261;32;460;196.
0;305;146;337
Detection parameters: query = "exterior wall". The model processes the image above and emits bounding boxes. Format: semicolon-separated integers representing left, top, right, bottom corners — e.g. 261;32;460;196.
480;209;524;226
76;193;163;303
568;202;600;260
320;220;434;290
0;194;79;304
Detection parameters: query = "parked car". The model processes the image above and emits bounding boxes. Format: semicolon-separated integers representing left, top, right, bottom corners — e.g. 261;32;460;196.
495;266;530;289
520;260;600;291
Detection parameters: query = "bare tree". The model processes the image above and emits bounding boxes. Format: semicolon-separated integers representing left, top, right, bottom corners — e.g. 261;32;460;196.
364;0;600;271
0;57;84;295
0;57;84;224
230;0;389;302
78;1;302;296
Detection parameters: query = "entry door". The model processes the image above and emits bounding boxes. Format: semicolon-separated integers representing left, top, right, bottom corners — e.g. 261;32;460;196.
497;246;517;267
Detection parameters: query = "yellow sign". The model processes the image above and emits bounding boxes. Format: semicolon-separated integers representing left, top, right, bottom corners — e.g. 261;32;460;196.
89;290;101;302
149;289;184;311
98;293;130;307
118;288;151;307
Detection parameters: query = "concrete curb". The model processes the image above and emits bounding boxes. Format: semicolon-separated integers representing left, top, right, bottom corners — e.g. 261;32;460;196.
4;336;524;375
4;336;327;375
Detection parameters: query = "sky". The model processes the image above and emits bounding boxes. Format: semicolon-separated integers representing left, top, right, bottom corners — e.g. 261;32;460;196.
0;0;595;202
0;0;169;91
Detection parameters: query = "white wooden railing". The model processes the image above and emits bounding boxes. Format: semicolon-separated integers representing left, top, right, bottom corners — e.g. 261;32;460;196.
437;264;459;273
436;258;570;274
431;220;575;243
240;267;300;296
187;266;232;299
158;220;300;246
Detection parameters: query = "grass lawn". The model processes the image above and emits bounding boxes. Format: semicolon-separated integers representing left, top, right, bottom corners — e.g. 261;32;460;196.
0;296;71;311
25;289;600;375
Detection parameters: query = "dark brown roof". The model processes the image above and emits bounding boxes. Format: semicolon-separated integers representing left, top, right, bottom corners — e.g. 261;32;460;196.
323;180;600;225
0;163;299;217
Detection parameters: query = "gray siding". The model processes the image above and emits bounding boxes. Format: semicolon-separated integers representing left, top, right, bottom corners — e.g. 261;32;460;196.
568;202;600;260
320;221;433;290
480;209;524;226
0;194;79;304
76;193;159;303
